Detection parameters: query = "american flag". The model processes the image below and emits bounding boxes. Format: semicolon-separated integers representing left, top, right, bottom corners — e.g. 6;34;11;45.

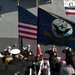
18;6;37;40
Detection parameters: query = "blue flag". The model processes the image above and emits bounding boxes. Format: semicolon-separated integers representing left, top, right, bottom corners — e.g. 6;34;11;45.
37;7;75;50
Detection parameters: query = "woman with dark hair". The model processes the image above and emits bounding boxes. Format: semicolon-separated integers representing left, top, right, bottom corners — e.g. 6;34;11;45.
60;54;75;75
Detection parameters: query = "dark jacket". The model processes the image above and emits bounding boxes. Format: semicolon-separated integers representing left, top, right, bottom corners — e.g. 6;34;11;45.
51;61;63;75
2;57;32;75
0;62;6;75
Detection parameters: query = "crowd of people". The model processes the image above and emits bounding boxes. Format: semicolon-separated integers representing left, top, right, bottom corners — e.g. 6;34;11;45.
0;44;75;75
45;45;75;75
0;44;33;75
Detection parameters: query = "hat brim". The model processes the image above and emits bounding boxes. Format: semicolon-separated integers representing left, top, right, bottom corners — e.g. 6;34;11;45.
10;49;20;54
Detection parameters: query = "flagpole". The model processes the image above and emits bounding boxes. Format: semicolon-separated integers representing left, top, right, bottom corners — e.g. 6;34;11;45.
36;0;39;8
36;0;39;14
17;0;23;50
36;1;48;75
36;0;39;44
36;0;40;56
33;1;39;75
17;0;20;6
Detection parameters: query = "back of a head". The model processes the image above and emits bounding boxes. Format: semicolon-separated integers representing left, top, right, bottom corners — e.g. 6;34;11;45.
52;45;56;48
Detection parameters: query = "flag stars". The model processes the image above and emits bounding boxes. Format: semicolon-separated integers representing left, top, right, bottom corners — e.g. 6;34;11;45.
18;6;37;25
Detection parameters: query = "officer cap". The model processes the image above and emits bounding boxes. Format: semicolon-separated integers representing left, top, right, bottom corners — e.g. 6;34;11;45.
7;46;11;49
26;44;31;47
10;49;20;54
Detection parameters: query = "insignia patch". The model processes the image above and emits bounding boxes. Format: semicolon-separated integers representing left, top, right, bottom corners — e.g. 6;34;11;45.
52;19;73;38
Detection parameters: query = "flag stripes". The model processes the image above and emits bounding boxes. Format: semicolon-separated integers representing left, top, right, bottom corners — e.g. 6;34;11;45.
18;6;37;40
63;0;75;15
18;23;37;40
19;35;37;40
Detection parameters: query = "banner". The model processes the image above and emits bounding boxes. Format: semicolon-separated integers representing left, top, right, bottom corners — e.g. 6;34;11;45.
37;7;75;50
63;0;75;15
